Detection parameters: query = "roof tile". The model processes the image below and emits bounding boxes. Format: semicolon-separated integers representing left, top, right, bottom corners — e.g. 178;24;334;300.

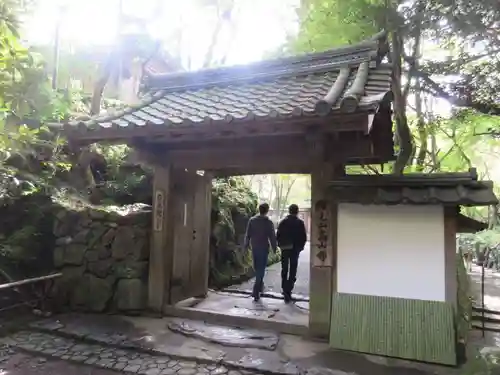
328;171;498;207
64;32;394;136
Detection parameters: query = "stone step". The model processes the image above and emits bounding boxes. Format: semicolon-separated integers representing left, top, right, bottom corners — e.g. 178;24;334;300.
28;318;301;375
0;330;249;375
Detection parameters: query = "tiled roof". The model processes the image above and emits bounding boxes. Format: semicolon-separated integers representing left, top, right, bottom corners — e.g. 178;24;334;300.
64;32;393;135
328;170;498;207
457;213;488;233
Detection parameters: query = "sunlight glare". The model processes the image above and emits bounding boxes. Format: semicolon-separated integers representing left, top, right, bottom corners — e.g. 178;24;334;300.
23;0;301;68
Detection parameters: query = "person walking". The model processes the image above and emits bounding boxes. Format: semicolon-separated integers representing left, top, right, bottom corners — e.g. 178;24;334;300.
276;204;307;303
243;203;278;301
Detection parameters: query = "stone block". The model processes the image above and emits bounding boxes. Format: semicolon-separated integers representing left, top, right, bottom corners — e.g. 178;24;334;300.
97;247;112;260
73;229;91;244
111;227;136;260
88;259;113;278
101;228;116;247
63;244;87;266
113;261;148;279
71;274;112;312
115;279;146;311
54;247;64;268
87;226;109;248
85;250;99;262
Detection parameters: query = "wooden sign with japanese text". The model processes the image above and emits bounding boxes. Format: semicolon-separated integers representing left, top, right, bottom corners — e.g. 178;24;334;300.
153;189;165;232
312;199;332;267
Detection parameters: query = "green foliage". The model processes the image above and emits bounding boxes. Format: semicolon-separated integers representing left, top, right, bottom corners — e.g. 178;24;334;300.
92;144;153;205
292;0;386;53
290;0;500;174
211;176;258;244
209;176;264;288
0;0;76;202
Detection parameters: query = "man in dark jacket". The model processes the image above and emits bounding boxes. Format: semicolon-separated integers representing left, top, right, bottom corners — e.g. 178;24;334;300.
244;203;277;301
276;204;307;302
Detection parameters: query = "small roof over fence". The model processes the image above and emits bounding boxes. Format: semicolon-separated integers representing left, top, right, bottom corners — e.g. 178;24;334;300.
61;31;394;144
456;214;488;233
328;168;498;207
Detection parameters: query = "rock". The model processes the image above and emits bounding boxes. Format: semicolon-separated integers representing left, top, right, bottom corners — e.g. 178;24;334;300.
113;261;148;279
78;218;93;228
88;259;113;278
55;209;67;221
132;237;150;261
88;209;108;220
49;265;85;301
73;229;90;244
53;212;80;237
63;244;87;265
71;274;112;312
101;228;116;247
87;226;108;248
85;250;99;262
98;247;112;260
115;279;146;311
111;227;135;260
63;265;86;279
55;236;72;246
54;247;64;267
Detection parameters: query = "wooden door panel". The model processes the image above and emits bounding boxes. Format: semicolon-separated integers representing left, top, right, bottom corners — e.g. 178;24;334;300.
189;174;212;298
169;170;195;304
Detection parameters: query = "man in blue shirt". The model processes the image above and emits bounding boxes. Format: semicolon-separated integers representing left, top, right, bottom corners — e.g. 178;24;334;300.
244;203;277;301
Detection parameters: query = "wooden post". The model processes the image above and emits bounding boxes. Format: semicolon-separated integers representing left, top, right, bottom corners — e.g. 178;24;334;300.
307;131;344;338
148;164;172;313
190;172;213;298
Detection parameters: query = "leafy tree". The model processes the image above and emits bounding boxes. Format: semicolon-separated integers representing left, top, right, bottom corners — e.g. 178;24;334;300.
291;0;500;174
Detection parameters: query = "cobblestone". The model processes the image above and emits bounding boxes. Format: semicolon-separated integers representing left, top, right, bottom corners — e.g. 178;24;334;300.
1;331;247;375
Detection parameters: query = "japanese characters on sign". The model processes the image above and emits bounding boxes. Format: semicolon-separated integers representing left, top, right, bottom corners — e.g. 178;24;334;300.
153;190;165;232
314;199;329;266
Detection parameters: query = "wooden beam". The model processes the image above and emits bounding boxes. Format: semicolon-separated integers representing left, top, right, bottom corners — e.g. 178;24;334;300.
167;136;380;171
65;112;373;145
210;156;394;177
212;164;310;177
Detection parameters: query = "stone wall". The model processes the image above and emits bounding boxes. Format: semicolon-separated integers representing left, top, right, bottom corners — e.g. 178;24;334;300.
51;204;151;313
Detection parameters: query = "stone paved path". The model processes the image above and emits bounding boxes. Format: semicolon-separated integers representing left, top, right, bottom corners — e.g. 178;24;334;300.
0;330;256;375
232;243;310;297
0;349;119;375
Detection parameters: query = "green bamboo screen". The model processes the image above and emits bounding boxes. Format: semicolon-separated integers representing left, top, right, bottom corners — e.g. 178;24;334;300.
329;293;456;365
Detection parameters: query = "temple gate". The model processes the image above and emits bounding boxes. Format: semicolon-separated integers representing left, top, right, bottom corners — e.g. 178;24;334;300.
60;31;497;365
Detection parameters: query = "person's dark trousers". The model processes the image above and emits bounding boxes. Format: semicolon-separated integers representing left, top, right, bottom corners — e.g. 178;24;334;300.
281;249;299;296
252;248;268;300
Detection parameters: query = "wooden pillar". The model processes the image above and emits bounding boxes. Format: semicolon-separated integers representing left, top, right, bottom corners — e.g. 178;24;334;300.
148;164;172;313
308;132;343;338
190;173;213;298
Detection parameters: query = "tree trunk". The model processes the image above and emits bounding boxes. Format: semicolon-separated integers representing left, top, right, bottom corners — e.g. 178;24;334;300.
90;61;114;116
390;29;413;174
415;79;427;171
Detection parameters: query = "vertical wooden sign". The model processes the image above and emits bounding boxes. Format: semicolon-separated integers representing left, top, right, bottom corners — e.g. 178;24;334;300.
313;199;332;267
153;189;165;232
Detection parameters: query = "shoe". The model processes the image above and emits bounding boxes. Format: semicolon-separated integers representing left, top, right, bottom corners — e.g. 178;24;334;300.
283;291;292;303
253;294;260;302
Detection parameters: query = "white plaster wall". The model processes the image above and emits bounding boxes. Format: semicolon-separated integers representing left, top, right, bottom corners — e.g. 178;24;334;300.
337;204;445;302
